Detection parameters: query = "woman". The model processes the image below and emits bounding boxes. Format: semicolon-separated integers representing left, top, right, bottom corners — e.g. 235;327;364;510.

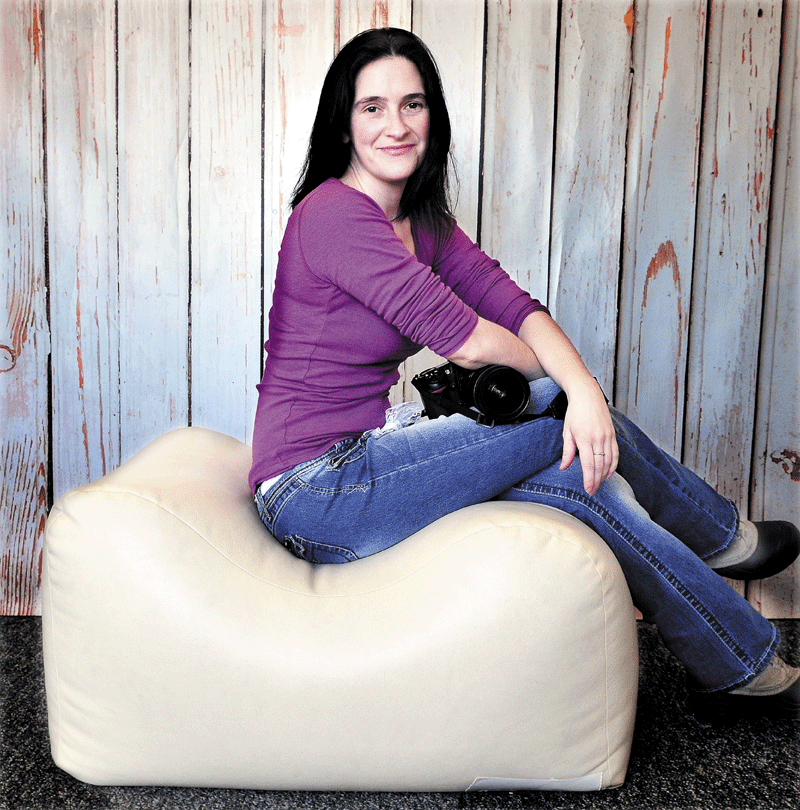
250;28;799;722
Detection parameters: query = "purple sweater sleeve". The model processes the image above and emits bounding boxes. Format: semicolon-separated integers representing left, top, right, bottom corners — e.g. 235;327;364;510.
298;184;478;357
416;223;549;334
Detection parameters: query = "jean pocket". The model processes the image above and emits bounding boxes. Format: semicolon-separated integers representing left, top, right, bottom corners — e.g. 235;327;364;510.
281;534;359;564
326;435;368;470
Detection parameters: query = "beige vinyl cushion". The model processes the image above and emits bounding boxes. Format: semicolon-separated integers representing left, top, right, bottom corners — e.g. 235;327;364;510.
42;427;638;791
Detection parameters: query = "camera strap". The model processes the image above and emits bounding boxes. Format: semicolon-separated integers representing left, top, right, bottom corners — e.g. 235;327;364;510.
421;388;569;428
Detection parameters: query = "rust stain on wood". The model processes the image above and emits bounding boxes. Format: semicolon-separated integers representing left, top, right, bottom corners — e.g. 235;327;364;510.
645;17;673;194
637;241;684;413
624;4;634;36
662;17;671;79
642;240;682;308
27;2;42;63
753;170;763;211
371;1;389;30
76;296;85;389
274;0;305;37
770;449;800;482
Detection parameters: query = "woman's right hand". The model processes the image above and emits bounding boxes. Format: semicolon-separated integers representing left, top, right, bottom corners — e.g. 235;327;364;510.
559;378;618;495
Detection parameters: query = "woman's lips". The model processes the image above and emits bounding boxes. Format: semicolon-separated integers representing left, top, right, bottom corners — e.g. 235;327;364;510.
380;144;414;156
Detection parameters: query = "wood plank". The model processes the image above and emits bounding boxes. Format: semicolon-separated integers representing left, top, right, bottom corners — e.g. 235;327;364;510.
190;0;265;443
337;0;411;49
1;0;48;615
117;0;190;459
414;0;483;240
391;0;485;405
749;0;799;618
480;0;558;295
684;0;782;505
46;0;120;499
616;1;706;457
264;0;336;311
549;0;632;393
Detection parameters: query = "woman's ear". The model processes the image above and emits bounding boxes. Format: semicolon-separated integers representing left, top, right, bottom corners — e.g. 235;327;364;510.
343;133;350;143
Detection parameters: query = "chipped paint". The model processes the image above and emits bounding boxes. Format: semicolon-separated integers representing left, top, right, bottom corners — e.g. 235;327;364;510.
371;1;389;30
0;346;15;372
27;2;42;63
644;17;673;195
624;4;634;36
274;0;305;37
770;450;800;482
642;240;682;309
637;241;684;415
753;170;763;211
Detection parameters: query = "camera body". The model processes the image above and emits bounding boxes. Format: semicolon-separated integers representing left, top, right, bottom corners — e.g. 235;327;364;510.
412;362;531;425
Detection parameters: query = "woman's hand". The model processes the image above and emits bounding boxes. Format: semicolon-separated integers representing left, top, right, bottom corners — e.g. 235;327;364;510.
517;311;617;494
559;380;618;495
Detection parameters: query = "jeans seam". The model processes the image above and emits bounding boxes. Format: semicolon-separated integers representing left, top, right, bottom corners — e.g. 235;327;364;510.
513;482;765;677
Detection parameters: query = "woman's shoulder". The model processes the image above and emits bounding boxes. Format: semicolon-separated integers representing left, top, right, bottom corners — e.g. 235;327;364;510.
298;178;383;221
291;179;391;248
414;215;473;267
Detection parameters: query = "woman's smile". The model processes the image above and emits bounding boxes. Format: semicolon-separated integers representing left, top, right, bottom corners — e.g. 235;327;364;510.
381;144;415;156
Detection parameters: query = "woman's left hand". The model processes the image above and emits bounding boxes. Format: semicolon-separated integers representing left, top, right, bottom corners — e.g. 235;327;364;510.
559;381;618;495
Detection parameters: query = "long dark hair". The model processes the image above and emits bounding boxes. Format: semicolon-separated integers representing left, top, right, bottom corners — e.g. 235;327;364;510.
291;28;455;237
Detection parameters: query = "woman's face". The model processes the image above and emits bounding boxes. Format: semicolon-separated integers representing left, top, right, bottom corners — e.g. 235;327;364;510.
344;56;430;202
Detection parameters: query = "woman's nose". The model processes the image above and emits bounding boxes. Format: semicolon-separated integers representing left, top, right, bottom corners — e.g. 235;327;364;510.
385;108;409;137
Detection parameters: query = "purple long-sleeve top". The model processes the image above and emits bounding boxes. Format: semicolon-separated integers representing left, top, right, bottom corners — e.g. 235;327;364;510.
249;178;548;491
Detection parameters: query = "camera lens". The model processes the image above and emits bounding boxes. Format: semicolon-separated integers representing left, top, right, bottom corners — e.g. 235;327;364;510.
471;366;530;422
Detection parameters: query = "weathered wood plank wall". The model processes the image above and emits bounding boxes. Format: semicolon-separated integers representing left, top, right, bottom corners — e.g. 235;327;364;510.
2;0;798;616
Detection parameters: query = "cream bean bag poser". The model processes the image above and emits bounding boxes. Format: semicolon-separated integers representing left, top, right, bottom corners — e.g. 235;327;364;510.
42;427;638;791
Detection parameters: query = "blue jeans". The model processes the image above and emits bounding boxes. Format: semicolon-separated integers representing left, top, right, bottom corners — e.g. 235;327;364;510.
255;378;778;692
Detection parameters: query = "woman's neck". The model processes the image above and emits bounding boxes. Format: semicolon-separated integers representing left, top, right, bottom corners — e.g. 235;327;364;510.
340;167;404;222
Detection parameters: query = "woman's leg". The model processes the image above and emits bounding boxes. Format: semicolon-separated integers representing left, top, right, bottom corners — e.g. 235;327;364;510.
502;380;778;692
255;387;568;562
255;377;778;691
610;408;740;559
498;459;778;692
528;379;742;559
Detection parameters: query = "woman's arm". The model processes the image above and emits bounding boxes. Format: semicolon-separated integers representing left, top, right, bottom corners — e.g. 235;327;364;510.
448;310;617;495
517;310;618;494
446;316;546;380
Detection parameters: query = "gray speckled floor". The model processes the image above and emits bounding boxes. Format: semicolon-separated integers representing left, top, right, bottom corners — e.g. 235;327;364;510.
1;618;798;810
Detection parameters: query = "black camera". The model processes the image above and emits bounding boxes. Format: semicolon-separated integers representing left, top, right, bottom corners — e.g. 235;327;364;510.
412;362;532;425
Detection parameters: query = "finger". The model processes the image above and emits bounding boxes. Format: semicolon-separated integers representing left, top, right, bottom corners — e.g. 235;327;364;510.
608;436;620;478
586;456;602;495
600;434;619;481
587;447;611;494
560;427;577;471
